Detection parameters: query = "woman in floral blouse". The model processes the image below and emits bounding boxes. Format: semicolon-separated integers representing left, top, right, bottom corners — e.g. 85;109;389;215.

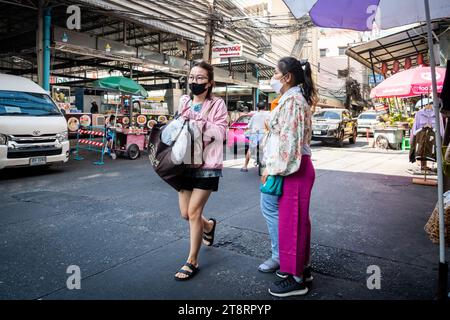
261;57;317;297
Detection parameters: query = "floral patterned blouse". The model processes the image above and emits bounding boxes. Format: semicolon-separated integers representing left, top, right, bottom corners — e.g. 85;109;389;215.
264;86;313;176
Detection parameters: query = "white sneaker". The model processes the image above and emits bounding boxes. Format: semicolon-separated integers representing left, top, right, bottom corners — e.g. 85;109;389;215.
258;258;280;273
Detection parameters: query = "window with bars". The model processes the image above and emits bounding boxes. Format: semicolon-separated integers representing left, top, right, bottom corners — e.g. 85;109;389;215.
338;47;347;55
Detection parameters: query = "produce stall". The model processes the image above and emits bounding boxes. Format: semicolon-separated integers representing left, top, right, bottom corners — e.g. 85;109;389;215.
374;127;407;150
373;113;413;150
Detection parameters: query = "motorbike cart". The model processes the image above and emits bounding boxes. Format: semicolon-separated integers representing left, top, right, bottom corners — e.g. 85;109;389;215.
113;127;147;160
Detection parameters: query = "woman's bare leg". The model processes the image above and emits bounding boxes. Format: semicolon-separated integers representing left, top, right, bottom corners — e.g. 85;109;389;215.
175;188;212;279
178;189;192;220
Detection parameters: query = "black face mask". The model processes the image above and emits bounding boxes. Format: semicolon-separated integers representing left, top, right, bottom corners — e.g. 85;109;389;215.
189;82;208;96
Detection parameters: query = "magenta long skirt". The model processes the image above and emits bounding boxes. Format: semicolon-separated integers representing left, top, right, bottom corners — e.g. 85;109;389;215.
278;155;315;277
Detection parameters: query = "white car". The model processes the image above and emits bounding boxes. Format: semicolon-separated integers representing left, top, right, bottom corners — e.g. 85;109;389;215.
0;74;70;169
357;111;380;136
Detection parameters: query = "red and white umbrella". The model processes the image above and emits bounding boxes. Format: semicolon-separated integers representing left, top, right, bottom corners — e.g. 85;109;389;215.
370;66;447;98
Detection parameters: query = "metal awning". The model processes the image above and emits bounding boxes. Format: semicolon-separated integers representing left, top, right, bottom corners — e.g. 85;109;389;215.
346;22;445;76
0;0;273;87
74;0;275;66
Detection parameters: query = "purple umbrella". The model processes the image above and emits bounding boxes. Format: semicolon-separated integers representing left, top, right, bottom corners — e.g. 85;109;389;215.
284;0;450;31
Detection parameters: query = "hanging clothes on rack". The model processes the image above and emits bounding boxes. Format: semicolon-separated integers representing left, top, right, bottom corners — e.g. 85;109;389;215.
409;102;444;167
410;106;444;141
410;127;436;162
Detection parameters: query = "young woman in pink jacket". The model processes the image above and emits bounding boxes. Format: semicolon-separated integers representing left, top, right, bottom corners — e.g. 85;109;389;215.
174;60;228;280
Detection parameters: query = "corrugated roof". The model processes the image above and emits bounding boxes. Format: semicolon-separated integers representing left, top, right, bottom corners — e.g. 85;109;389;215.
346;22;446;75
75;0;277;66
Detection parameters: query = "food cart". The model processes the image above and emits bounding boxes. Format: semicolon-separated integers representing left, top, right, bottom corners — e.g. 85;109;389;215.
109;98;173;159
112;126;147;160
373;127;406;150
92;76;175;160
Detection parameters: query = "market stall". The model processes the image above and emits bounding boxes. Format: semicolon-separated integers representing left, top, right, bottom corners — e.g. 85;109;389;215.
370;66;446;150
51;85;93;138
52;86;72;113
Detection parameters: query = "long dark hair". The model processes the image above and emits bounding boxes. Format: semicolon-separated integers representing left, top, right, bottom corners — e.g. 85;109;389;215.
277;57;318;107
190;60;215;100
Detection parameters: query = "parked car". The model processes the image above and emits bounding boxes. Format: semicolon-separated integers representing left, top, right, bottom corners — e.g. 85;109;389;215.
0;74;70;169
226;112;254;149
357;111;380;136
311;108;357;147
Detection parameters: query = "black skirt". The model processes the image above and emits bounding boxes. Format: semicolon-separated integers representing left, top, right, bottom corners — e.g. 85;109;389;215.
180;176;220;192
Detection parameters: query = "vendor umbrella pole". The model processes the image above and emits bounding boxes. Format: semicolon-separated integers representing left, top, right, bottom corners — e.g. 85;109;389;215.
128;95;133;127
424;0;448;300
114;95;119;126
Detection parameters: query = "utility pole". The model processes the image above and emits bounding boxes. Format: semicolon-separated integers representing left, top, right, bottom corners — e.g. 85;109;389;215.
347;45;350;80
203;0;215;63
345;42;351;110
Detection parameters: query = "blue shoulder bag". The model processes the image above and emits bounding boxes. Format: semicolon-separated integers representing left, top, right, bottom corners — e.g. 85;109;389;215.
260;175;284;196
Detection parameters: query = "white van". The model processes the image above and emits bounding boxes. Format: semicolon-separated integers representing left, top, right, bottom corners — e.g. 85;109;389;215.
0;74;70;169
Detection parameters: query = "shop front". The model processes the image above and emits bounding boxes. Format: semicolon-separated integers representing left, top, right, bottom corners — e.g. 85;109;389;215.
316;94;345;111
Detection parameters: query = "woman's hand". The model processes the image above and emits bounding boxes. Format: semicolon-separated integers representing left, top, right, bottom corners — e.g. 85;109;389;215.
261;168;269;185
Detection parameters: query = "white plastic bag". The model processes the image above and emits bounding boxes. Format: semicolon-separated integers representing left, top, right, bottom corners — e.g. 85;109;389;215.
161;118;185;146
171;120;203;165
171;126;189;164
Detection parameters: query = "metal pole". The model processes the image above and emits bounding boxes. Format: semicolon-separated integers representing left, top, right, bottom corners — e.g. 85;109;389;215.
123;22;127;44
37;1;44;87
225;83;228;107
424;0;447;300
43;7;51;92
369;51;377;86
255;64;260;109
346;42;351;109
158;34;162;53
203;0;214;63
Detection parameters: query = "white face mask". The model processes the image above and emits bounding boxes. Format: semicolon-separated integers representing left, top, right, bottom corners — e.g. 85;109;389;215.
270;75;285;94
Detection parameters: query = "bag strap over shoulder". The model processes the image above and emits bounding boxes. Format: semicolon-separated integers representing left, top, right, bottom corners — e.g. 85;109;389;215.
168;118;188;147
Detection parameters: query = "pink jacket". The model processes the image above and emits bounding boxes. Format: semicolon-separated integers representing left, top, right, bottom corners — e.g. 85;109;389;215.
179;95;228;169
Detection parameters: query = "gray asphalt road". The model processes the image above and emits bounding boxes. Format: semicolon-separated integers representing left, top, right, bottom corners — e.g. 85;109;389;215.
0;142;445;300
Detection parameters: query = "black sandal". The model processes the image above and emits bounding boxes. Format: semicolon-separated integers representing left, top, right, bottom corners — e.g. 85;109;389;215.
202;218;217;246
174;262;199;281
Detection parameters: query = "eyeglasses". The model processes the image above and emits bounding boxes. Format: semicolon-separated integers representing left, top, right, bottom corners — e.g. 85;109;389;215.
188;75;208;82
